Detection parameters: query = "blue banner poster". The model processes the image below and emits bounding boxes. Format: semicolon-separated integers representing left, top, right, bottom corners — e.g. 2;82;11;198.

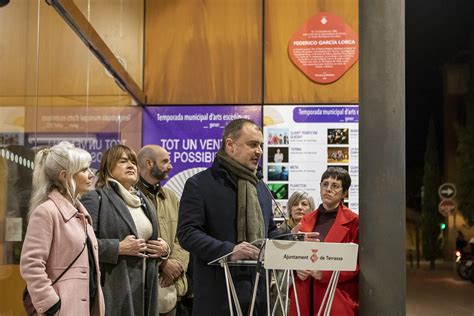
143;106;262;198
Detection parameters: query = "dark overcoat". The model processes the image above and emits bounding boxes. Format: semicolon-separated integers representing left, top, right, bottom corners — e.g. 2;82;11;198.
81;182;159;316
177;159;278;316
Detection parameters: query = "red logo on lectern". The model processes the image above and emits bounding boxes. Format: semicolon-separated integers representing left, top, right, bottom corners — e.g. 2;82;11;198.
310;249;319;263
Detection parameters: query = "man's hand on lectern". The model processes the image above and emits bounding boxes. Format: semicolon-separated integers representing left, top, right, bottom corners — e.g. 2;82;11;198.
229;242;260;261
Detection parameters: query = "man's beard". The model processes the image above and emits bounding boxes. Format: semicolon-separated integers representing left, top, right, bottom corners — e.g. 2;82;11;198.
151;164;167;182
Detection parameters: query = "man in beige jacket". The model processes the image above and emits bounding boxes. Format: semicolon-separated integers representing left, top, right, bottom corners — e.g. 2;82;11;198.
137;145;189;316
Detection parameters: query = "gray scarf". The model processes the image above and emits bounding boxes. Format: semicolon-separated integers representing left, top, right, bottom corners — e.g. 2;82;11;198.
217;150;264;243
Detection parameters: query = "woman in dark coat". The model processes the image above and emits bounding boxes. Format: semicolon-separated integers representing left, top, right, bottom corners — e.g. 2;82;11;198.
82;145;169;316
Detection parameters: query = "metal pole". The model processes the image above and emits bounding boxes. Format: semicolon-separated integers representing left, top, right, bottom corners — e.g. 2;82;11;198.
359;0;406;314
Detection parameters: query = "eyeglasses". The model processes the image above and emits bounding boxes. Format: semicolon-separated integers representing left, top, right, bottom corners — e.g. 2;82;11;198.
320;181;343;192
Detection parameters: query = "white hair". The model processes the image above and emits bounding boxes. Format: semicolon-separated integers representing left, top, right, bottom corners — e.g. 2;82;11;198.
29;141;91;216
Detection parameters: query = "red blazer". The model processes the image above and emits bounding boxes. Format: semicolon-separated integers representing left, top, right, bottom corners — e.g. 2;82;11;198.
289;204;359;316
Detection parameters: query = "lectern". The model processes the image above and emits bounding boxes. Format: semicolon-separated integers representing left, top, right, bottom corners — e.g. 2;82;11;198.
265;239;358;316
208;239;358;316
207;239;266;316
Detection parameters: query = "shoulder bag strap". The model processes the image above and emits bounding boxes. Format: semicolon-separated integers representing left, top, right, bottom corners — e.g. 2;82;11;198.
51;194;99;285
51;238;87;285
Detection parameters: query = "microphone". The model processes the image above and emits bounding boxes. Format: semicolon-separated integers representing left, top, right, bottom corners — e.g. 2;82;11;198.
270;231;306;241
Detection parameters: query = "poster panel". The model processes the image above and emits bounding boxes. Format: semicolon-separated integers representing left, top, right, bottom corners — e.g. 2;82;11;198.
0;106;25;146
263;105;359;220
23;106;141;170
142;105;262;198
25;132;120;170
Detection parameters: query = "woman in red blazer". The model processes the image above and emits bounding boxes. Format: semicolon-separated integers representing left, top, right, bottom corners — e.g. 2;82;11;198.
290;167;359;316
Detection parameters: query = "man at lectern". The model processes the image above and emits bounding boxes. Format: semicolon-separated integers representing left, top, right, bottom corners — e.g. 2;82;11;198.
290;167;359;316
177;118;277;315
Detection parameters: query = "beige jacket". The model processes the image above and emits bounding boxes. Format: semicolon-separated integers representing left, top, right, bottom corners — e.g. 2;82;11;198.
137;182;189;297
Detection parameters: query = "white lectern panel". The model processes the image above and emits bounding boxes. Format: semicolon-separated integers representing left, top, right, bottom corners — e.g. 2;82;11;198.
264;240;358;271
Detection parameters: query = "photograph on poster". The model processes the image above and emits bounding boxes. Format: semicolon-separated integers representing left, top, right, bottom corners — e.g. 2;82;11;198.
268;165;289;181
267;128;289;145
327;147;349;163
327;128;349;145
272;200;287;220
268;183;289;200
268;147;288;163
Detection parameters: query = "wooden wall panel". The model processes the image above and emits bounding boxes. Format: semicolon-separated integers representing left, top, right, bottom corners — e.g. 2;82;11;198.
265;0;358;104
0;1;31;97
0;0;143;106
34;2;90;98
87;0;145;91
35;0;144;99
145;0;262;105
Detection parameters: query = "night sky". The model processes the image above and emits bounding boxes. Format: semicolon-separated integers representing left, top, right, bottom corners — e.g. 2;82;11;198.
405;0;473;204
406;0;473;167
405;0;474;205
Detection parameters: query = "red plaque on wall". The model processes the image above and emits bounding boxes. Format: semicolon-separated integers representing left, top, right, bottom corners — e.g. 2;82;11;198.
288;12;358;84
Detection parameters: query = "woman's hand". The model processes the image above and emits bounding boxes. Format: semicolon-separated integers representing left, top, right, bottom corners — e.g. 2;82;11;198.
291;223;301;234
296;270;311;281
146;238;169;259
304;232;320;242
291;224;320;242
296;270;321;281
119;235;148;258
311;271;322;280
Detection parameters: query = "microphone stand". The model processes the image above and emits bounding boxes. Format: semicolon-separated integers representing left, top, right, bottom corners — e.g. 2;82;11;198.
248;239;267;316
257;175;293;316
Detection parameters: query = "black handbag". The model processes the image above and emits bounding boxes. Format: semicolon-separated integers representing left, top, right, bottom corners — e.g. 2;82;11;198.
22;240;87;316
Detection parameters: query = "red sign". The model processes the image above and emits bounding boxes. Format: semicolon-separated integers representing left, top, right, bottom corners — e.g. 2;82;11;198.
288;12;358;84
438;199;456;217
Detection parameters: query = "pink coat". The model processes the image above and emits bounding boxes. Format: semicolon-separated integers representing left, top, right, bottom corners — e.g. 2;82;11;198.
20;190;105;316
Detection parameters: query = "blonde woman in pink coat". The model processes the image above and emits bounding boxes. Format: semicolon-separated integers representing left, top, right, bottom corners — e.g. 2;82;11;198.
20;141;105;316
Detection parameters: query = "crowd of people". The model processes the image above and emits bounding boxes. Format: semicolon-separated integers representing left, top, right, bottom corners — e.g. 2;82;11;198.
20;118;359;316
